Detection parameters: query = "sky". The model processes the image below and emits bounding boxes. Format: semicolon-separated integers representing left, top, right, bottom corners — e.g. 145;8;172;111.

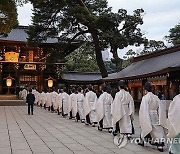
17;0;180;58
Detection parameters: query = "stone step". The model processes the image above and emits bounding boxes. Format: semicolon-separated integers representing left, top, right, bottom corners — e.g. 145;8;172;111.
0;100;26;106
0;95;18;100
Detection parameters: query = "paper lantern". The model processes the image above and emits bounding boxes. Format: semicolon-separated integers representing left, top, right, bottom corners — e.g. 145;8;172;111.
48;79;53;88
6;78;12;87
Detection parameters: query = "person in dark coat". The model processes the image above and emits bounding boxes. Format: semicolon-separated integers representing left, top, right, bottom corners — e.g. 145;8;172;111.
26;89;35;115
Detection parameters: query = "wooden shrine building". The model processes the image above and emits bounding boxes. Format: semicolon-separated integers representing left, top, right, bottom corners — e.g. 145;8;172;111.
0;26;80;94
104;45;180;101
61;72;102;92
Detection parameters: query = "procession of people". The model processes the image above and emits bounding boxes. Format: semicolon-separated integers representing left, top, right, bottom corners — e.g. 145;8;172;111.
21;81;180;154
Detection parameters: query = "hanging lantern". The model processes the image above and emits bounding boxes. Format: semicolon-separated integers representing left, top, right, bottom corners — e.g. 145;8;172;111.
48;79;53;88
46;76;55;88
6;78;12;87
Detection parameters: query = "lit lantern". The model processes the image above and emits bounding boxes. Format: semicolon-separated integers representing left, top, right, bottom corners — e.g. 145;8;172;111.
6;78;12;87
48;78;53;88
3;74;15;95
46;76;55;88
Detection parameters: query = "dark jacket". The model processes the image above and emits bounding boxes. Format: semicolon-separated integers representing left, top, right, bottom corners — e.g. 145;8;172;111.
26;93;35;105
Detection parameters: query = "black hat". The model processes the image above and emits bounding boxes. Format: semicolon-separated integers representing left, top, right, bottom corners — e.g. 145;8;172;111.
144;82;152;92
119;80;126;87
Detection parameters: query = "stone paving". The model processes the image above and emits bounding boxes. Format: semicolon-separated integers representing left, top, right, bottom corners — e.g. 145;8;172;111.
0;106;169;154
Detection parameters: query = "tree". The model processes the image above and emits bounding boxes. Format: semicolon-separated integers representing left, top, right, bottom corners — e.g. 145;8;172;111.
63;43;99;72
122;49;138;68
104;61;116;73
140;39;167;55
0;0;18;35
28;0;110;77
97;9;145;71
166;23;180;46
28;0;145;77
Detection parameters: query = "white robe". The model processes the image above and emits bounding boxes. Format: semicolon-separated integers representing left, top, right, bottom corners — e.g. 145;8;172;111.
55;93;62;111
77;93;85;120
84;91;97;123
51;91;58;110
41;92;47;106
139;92;165;140
46;92;52;107
37;92;41;106
70;93;78;117
19;91;22;99
167;94;180;138
112;89;134;134
22;89;27;100
96;92;113;128
61;92;70;115
32;90;39;105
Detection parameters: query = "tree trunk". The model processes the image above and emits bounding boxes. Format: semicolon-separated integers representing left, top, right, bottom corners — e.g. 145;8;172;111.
111;46;123;72
90;30;108;78
76;0;108;78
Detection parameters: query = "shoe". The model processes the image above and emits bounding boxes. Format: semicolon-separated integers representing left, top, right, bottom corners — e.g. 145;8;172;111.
98;126;102;131
113;130;118;136
157;146;163;152
81;120;85;123
108;128;112;133
138;142;144;147
127;134;132;140
92;123;95;127
85;122;89;125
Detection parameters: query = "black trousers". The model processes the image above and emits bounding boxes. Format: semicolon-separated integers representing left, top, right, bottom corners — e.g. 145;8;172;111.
99;119;103;128
69;111;73;118
76;112;80;121
28;104;33;115
86;114;91;124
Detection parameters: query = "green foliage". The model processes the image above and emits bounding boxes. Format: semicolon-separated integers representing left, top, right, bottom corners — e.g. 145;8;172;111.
0;0;18;35
140;39;167;55
166;23;180;45
63;43;100;72
122;49;139;68
104;61;116;73
97;8;145;71
28;0;146;76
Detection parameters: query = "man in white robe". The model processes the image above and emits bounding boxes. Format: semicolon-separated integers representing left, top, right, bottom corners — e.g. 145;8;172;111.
22;88;28;100
139;82;166;152
69;88;78;119
96;84;113;132
46;91;52;111
55;91;62;115
167;94;180;154
112;80;134;137
76;87;85;122
61;87;70;117
84;85;97;126
19;88;23;99
37;90;42;106
51;88;58;112
41;90;47;108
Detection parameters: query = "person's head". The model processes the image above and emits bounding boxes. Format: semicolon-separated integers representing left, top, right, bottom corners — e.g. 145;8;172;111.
71;88;76;93
88;84;93;91
52;87;56;91
101;84;107;92
77;87;82;93
144;82;152;92
63;87;67;92
29;89;32;93
118;80;126;90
